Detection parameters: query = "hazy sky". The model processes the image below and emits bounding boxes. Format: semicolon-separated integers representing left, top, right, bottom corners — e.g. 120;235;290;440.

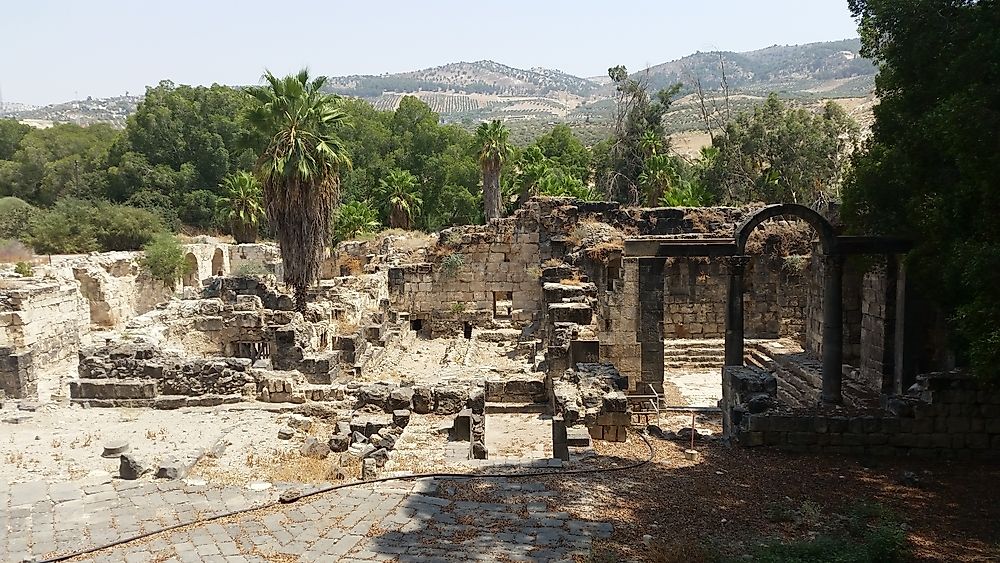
0;0;860;105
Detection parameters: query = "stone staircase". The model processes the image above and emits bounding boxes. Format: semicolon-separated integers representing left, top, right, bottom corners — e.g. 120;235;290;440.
484;374;548;414
663;339;726;370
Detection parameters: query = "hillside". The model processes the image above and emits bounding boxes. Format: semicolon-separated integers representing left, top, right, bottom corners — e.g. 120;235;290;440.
640;38;875;97
5;39;876;141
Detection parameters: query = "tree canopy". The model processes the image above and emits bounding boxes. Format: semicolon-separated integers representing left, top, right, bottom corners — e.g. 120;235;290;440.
843;0;1000;377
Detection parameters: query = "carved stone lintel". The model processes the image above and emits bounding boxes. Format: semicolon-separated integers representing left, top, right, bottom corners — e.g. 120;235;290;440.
821;253;845;270
723;255;751;275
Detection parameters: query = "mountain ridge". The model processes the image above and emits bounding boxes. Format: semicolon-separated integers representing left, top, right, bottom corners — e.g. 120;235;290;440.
3;38;876;137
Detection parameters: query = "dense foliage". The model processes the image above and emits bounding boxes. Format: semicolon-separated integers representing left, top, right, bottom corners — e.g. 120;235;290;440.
843;0;1000;377
705;94;859;204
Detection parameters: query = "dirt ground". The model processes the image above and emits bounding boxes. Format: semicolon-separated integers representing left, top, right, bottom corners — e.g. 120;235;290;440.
359;334;534;386
549;436;1000;562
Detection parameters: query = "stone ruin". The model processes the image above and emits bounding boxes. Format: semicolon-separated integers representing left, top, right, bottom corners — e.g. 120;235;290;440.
1;196;997;485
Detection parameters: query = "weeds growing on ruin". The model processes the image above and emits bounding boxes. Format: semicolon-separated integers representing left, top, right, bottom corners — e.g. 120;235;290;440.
234;261;269;278
440;252;464;276
14;261;33;277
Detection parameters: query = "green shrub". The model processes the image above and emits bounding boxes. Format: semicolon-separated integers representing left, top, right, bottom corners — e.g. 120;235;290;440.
141;234;189;288
27;199;166;254
93;203;165;251
441;252;464;276
14;261;32;277
333;201;380;243
178;189;220;230
0;197;36;241
27;198;100;254
233;261;268;278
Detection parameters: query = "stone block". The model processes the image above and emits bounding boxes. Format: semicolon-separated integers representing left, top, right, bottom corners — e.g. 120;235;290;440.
300;437;330;459
119;454;149;480
412;386;433;414
434;386;466;415
389;387;414;411
392;409;410;429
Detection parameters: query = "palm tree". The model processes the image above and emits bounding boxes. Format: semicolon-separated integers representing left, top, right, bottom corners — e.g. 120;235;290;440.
379;169;422;230
639;154;676;207
475;120;512;222
245;68;351;311
333;201;380;242
217;171;265;243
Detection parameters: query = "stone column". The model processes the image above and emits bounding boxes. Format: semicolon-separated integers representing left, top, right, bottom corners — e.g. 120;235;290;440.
893;256;917;394
723;256;750;367
821;253;845;404
637;257;666;392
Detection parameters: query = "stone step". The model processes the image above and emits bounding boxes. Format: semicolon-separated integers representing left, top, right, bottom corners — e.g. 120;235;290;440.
662;354;723;362
69;378;157;400
566;426;592;448
546;302;593;325
485;378;547;403
485;402;548;414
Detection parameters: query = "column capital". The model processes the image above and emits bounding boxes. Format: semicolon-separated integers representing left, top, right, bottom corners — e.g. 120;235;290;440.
821;253;845;269
723;255;751;274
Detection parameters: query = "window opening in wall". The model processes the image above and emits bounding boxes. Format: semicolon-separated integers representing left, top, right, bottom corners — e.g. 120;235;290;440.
463;322;473;339
604;318;613;331
410;318;424;332
606;258;622;292
234;341;270;362
211;248;225;276
493;291;513;318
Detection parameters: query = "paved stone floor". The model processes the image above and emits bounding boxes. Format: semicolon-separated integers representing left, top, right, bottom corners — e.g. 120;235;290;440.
1;473;611;562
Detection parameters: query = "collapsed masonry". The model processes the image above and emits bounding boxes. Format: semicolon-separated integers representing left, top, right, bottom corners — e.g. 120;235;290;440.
1;196;996;470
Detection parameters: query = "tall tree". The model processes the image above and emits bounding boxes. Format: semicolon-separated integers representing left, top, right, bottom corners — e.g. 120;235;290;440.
844;0;1000;377
600;65;681;205
379;168;422;229
475;120;512;221
246;69;351;311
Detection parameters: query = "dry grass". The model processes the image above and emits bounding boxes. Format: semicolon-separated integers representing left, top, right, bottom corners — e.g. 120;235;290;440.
339;255;365;276
744;219;815;257
559;277;583;286
583;240;624;263
0;239;33;263
242;449;360;484
683;208;728;234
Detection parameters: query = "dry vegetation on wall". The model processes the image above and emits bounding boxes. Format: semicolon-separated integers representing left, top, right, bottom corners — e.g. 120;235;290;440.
744;218;816;258
569;220;625;263
683;208;731;234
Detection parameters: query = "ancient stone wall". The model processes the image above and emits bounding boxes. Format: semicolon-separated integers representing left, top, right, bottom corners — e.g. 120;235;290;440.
723;367;1000;459
388;223;542;334
804;254;865;364
860;260;893;395
0;279;89;398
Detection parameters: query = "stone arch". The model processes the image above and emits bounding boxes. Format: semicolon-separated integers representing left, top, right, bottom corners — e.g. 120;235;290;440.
211;247;226;277
182;253;200;287
735;203;837;256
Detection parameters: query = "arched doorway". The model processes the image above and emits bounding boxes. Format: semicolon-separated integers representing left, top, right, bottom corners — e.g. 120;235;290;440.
211;248;226;277
182;253;200;287
727;204;843;403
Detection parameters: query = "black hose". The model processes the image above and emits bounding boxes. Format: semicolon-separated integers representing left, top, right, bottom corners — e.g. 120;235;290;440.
38;432;654;563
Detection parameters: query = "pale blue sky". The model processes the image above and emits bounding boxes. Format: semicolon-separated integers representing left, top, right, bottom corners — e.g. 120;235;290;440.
1;0;859;105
